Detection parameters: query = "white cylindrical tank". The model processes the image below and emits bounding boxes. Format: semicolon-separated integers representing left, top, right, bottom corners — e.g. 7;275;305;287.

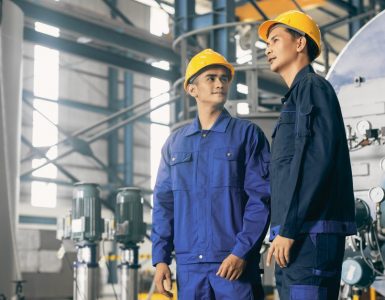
0;0;24;297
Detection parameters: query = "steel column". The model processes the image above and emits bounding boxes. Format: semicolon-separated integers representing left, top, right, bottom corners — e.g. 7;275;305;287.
349;0;365;37
107;68;120;185
124;72;134;186
212;0;237;99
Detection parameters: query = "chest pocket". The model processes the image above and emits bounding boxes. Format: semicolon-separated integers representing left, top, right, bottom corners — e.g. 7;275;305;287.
170;152;193;190
271;109;296;161
211;147;242;188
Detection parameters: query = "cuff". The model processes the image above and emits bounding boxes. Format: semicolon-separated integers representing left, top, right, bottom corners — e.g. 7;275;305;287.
152;255;172;267
231;244;249;260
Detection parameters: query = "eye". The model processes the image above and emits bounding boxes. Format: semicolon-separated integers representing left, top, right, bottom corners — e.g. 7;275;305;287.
207;76;215;81
220;76;229;83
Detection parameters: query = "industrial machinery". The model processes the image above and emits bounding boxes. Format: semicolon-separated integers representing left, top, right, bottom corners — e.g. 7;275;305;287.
57;183;146;300
327;9;385;298
115;187;147;300
71;182;103;300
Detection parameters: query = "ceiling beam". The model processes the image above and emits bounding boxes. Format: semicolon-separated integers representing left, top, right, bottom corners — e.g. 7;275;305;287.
24;27;179;82
12;0;179;63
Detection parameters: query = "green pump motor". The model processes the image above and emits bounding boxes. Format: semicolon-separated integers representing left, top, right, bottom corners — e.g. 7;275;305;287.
71;182;103;242
115;187;146;245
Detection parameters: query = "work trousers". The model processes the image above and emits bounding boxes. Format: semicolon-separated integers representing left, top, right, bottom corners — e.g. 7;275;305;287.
275;233;345;300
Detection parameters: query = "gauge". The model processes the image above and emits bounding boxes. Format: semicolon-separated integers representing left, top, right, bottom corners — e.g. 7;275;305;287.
380;157;385;172
368;186;385;203
356;120;372;136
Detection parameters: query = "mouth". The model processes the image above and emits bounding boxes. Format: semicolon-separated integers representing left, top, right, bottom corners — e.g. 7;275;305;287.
268;57;276;64
212;92;226;95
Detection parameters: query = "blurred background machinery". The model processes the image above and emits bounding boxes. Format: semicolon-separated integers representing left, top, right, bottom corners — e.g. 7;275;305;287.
327;9;385;300
57;184;146;300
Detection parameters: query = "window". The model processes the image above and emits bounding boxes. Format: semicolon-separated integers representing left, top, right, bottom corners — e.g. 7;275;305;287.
150;7;171;190
31;22;59;208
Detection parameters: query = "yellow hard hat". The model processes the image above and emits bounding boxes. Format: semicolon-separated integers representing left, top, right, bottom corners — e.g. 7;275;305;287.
258;10;321;57
184;48;235;91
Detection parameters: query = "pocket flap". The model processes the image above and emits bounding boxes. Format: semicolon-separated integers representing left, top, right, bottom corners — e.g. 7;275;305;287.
279;111;296;124
300;104;314;115
170;152;192;165
213;147;239;161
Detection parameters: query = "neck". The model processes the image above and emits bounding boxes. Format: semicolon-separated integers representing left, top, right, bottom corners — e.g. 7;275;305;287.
279;58;309;88
197;105;223;130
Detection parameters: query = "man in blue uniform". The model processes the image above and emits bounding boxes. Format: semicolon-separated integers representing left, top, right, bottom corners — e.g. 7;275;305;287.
258;11;356;300
151;49;270;299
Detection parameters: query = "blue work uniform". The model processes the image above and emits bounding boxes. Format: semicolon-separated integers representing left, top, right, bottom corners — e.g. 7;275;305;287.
152;109;270;300
270;65;357;299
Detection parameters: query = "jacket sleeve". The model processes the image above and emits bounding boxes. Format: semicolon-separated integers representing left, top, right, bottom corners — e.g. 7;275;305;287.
231;126;271;259
151;140;174;266
279;77;340;239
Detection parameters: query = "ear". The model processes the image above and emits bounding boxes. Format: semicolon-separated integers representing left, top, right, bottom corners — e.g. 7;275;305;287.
187;83;198;97
297;36;307;53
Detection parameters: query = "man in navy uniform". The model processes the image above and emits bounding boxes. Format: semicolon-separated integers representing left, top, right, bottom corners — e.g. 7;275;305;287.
258;10;356;300
259;11;356;300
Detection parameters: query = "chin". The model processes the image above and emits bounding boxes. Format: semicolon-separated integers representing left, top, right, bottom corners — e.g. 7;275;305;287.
270;63;279;73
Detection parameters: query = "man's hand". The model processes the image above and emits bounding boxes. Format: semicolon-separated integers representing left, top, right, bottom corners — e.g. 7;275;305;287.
266;235;295;268
154;263;173;298
216;254;246;281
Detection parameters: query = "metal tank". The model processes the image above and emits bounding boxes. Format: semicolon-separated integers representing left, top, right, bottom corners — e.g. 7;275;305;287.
327;9;385;297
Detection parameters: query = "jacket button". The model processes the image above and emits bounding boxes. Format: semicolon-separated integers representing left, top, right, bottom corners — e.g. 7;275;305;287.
202;134;207;138
171;157;176;161
198;255;203;259
227;152;232;157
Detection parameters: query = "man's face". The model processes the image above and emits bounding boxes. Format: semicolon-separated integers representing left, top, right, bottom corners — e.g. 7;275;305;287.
187;67;230;107
265;26;300;73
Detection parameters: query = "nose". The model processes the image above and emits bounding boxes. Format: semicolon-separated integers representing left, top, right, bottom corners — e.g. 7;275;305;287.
215;77;224;88
265;45;271;56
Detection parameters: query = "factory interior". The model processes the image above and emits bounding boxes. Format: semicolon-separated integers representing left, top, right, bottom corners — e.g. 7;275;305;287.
1;0;385;299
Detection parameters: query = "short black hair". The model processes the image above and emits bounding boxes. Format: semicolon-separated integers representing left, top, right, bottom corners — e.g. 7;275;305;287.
188;64;231;85
286;28;319;62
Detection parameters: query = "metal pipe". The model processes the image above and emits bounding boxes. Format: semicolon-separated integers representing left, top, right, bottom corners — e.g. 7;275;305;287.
120;247;139;300
73;244;99;300
320;10;376;33
173;20;262;50
375;204;385;241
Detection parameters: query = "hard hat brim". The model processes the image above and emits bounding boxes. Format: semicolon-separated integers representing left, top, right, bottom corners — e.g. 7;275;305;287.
258;20;281;42
184;63;234;91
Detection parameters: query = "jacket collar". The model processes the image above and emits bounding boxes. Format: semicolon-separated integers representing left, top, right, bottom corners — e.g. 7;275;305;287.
282;64;315;103
184;108;232;136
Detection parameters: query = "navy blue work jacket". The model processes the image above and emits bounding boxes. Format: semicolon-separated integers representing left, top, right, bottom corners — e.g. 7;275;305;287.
152;109;270;266
270;65;356;241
